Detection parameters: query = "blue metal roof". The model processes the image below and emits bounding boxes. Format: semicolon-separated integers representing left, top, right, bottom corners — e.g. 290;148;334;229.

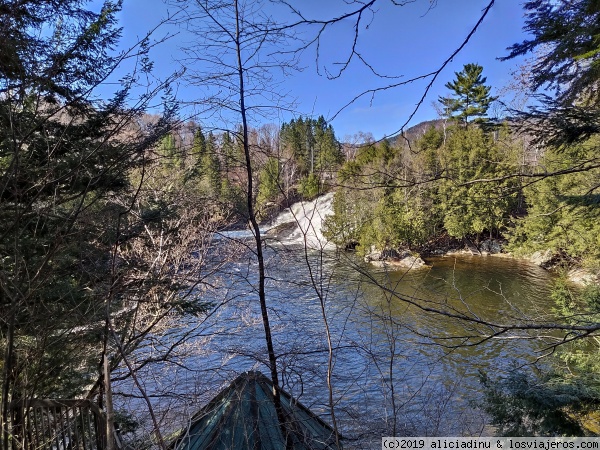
172;371;342;450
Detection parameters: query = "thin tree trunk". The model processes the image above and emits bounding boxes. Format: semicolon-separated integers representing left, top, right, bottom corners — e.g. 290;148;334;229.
232;1;289;447
103;353;116;450
1;294;15;450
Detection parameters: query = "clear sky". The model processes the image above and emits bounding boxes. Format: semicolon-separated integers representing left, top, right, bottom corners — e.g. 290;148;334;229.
111;0;529;141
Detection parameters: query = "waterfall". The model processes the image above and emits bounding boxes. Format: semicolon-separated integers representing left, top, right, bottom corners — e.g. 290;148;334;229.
263;192;335;250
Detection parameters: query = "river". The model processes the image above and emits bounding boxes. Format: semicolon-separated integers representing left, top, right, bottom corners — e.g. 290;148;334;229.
112;196;559;447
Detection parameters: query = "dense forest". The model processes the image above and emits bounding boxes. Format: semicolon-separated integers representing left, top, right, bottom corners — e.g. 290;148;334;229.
2;0;600;447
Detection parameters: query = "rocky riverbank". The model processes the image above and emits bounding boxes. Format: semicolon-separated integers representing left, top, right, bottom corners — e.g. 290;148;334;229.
363;237;599;285
363;247;426;269
362;236;506;271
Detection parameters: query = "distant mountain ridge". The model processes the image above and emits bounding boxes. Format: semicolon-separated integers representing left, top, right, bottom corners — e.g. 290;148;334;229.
386;119;445;147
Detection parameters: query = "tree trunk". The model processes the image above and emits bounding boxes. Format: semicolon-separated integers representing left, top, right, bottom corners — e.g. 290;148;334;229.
233;1;289;447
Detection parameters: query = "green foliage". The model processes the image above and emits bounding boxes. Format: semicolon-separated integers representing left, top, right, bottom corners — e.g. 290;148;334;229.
508;139;600;268
438;63;497;127
313;116;344;171
0;0;178;405
280;115;342;198
220;131;238;175
160;132;181;168
505;0;600;108
325;133;447;251
322;188;381;249
298;172;320;200
479;4;600;436
479;368;586;436
325;121;525;252
360;191;432;250
503;1;600;149
438;126;518;239
280;117;314;175
192;126;207;161
220;177;248;218
188;129;223;199
257;157;282;207
552;282;600;386
418;126;444;175
201;132;222;197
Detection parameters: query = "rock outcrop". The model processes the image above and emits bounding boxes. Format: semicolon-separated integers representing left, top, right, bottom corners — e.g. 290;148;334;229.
479;239;503;255
567;268;599;286
364;247;426;269
529;249;555;268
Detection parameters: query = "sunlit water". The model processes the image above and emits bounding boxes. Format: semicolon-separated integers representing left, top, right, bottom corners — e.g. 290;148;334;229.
113;240;558;447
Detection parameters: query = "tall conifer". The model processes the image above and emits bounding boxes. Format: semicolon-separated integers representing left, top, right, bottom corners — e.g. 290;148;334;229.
438;63;497;127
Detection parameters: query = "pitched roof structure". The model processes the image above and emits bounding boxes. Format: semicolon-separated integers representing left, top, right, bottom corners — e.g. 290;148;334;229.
172;371;342;450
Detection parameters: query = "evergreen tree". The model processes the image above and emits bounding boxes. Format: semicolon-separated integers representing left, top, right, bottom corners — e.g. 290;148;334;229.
0;0;178;439
322;187;379;249
508;138;600;268
375;139;396;166
257;156;282;209
438;63;497;127
280;115;342;199
160;132;180;167
314;115;343;172
503;0;600;147
480;1;600;435
438;126;517;239
481;281;600;436
281;117;311;175
418;125;444;176
298;172;320;199
504;0;600;108
192;126;207;165
221;130;235;175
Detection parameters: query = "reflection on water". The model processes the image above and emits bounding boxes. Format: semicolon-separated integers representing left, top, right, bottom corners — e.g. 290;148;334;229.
328;254;558;439
114;247;559;446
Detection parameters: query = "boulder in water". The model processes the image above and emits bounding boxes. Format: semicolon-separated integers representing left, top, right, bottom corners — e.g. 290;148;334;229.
262;192;336;249
567;268;599;286
480;239;503;255
264;221;297;240
364;246;426;269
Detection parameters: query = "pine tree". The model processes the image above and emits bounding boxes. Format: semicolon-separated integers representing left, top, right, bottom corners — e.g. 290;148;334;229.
503;0;600;147
280;115;342;199
160;132;180;167
504;0;600;108
221;131;235;175
192;127;207;163
0;0;177;438
257;156;282;208
438;63;497;127
314;115;343;172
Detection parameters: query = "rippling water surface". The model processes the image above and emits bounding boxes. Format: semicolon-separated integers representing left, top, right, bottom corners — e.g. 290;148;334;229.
115;244;559;446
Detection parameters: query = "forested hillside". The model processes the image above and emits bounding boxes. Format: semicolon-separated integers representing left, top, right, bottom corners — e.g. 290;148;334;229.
3;0;600;445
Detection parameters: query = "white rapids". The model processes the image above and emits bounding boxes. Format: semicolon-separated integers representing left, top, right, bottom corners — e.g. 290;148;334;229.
263;192;335;250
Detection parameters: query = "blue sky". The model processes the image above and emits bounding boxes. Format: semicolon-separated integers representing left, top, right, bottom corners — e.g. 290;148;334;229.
111;0;529;140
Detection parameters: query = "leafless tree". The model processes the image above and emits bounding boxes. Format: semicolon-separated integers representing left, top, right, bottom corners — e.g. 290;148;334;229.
164;0;307;446
0;2;242;448
277;0;496;141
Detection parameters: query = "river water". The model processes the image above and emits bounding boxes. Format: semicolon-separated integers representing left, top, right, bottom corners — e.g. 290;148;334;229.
113;198;559;447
